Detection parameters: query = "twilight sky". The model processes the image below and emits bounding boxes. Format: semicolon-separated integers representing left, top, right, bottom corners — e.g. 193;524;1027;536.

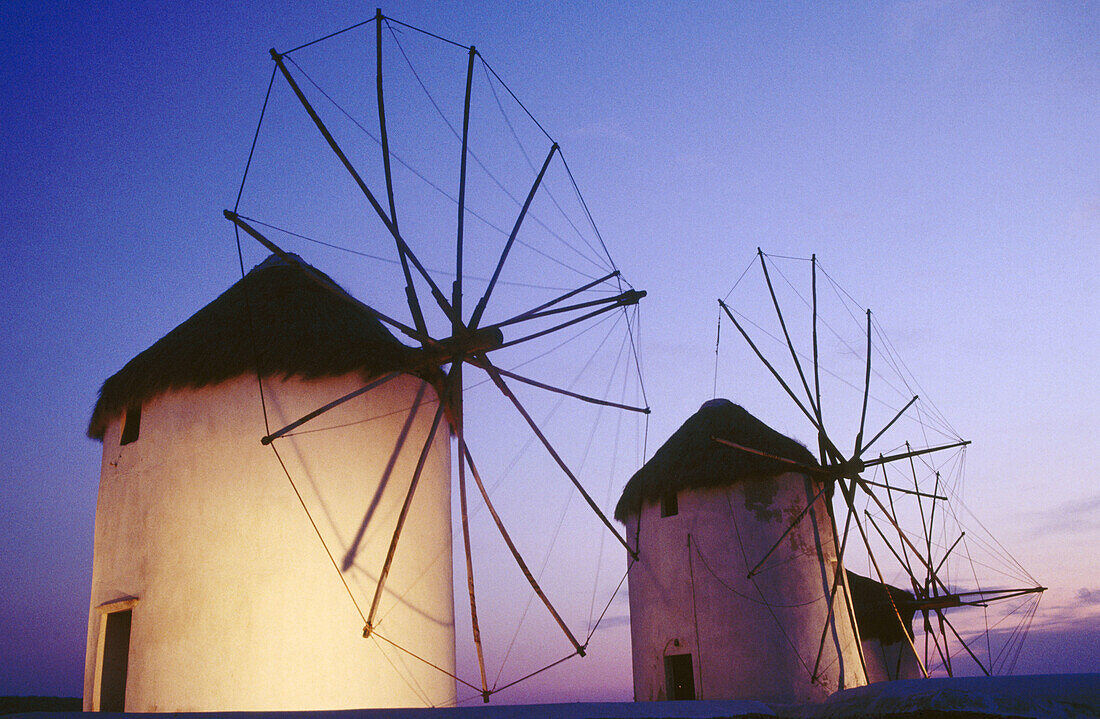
1;0;1097;703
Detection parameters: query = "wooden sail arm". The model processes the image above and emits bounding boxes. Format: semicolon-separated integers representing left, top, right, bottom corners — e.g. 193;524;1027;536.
857;395;918;458
491;290;645;351
375;10;427;339
262;373;401;445
454;45;476;331
496;271;620;328
224;211;433;344
711;437;826;476
718;299;844;461
491;287;637;331
268;48;458;328
479;356;637;559
856;439;970;471
364;402;447;638
939;610;990;676
855;310;872;454
469;143;559;329
459;436;585;657
757;248;820;421
914;586;1047;611
843;481;930;679
707;437;944;503
859;477;946;501
850;476;954;597
452;383;490;702
466;359;649;414
810;497;871;682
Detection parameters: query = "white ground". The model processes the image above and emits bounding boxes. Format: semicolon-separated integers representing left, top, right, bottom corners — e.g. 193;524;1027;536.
11;673;1099;718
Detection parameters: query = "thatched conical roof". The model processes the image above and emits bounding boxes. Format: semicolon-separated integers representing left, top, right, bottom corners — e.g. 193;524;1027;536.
845;570;918;643
614;399;818;520
88;255;423;440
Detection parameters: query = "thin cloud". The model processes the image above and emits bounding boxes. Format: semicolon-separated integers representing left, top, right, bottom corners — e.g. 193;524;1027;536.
1075;588;1100;606
1026;494;1100;535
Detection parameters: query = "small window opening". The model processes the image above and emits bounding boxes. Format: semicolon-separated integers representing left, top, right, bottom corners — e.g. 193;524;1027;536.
120;405;141;446
664;652;695;700
99;609;132;711
660;490;678;517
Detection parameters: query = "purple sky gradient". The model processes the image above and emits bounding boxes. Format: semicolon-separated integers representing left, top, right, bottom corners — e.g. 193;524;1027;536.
1;0;1096;702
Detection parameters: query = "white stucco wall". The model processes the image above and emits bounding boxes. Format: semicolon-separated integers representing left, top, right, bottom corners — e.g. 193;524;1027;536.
623;473;867;704
863;637;923;683
84;372;455;711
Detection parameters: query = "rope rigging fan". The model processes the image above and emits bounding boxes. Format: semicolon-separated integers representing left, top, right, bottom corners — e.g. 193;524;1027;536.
227;10;650;705
714;249;1045;682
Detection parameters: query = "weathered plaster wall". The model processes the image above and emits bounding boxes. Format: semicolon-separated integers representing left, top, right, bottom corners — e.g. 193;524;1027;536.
624;474;866;704
84;372;455;711
863;638;923;683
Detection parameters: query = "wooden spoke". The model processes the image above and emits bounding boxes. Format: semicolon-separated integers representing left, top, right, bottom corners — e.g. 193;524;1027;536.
469;143;558;329
855;310;872;455
466;359;648;414
376;10;428;338
495;271;620;328
843;482;929;679
880;461;917;583
453;376;490;702
479;356;636;559
719;300;836;453
857;478;945;501
811;254;823;451
459;436;585;656
858;395;918;458
758;249;819;420
224;211;427;343
711;437;826;476
811;489;863;682
850;476;953;597
262;372;401;445
858;440;971;471
745;482;830;578
931;532;964;578
455;46;477;326
923;609;950;674
269;49;458;327
492;291;636;330
364;400;447;638
925;468;942;590
494;290;644;351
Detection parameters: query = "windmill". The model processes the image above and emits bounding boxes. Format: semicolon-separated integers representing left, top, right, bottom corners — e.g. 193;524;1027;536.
223;9;650;706
714;249;1045;681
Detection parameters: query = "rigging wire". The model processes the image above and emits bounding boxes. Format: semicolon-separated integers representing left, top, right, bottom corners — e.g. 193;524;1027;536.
490;311;627;685
236;214;588;293
231;9;652;700
282;49;605;282
479;61;607;271
234;65;277;212
384;23;610;277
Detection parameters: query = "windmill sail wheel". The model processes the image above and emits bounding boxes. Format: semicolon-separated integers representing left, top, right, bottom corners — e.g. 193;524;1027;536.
717;250;1044;681
226;11;648;704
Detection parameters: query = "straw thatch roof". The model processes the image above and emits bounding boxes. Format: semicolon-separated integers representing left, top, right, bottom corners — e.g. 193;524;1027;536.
88;255;424;440
846;570;918;644
614;399;819;520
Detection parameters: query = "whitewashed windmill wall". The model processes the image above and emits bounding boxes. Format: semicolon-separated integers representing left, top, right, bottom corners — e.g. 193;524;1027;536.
616;399;867;704
83;256;455;712
846;572;922;682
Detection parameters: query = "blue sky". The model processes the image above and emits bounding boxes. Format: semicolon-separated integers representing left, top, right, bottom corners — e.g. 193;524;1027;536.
1;0;1096;702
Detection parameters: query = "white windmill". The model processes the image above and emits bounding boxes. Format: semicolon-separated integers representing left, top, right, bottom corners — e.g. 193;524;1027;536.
84;11;649;711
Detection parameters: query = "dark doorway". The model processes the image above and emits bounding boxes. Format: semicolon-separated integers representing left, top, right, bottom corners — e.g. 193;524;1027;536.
664;652;695;700
100;609;132;711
